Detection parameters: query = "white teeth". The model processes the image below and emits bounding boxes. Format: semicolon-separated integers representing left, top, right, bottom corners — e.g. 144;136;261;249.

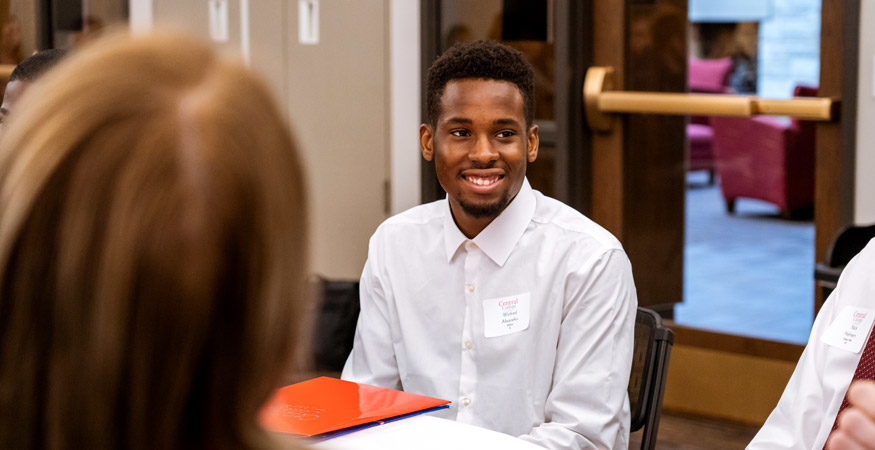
468;176;497;186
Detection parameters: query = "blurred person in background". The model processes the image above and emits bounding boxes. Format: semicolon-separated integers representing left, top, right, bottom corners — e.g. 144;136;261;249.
0;48;67;126
0;30;308;450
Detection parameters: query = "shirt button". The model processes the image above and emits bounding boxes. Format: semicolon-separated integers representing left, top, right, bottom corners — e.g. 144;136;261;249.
461;397;471;406
464;340;473;350
467;242;478;250
466;283;475;293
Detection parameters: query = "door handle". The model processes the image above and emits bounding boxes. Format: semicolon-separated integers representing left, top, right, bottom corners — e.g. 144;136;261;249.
0;64;13;83
583;66;838;132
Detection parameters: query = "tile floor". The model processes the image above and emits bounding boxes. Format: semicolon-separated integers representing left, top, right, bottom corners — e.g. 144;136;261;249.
675;172;815;344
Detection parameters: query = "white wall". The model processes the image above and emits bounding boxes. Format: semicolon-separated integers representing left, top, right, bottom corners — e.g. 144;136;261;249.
130;0;408;279
856;0;875;224
284;0;390;279
128;0;152;33
389;0;421;214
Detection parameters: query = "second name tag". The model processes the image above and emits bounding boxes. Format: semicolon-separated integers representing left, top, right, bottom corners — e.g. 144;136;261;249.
482;292;531;338
822;306;875;353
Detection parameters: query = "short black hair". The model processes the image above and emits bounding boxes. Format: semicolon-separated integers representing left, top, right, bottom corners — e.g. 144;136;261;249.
9;48;67;82
425;40;534;127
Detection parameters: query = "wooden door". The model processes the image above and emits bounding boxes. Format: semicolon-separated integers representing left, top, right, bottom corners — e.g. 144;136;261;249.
585;0;858;423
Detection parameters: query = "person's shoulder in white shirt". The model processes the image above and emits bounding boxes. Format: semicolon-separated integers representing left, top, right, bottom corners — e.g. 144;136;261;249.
749;238;875;449
531;190;624;250
380;197;445;227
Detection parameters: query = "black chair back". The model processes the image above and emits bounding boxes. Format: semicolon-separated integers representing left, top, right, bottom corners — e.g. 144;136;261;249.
311;277;361;372
814;224;875;300
629;307;674;450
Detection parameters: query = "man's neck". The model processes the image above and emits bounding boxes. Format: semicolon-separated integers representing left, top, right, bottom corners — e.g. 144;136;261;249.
451;212;494;239
448;196;518;239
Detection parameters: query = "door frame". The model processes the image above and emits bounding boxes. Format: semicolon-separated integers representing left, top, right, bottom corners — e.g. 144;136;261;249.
586;0;860;423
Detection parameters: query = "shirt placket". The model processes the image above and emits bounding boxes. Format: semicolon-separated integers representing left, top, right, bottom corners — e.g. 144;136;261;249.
456;240;479;423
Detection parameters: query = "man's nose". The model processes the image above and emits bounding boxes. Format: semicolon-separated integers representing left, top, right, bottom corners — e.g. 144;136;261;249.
468;135;498;163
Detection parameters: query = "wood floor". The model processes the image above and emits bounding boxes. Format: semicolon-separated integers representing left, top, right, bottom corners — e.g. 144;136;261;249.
628;411;760;449
293;373;763;449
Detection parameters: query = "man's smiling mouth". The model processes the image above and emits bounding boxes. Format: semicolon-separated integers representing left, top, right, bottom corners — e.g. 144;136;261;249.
465;175;502;186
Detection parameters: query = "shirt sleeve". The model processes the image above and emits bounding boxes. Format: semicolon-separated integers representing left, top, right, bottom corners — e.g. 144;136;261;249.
340;234;402;390
519;248;638;450
748;239;875;450
746;292;841;449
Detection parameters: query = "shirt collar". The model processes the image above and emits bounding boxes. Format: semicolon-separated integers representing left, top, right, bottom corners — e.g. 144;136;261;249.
443;178;536;266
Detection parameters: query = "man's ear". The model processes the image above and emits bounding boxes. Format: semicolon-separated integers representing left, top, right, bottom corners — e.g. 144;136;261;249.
420;124;434;161
527;124;539;163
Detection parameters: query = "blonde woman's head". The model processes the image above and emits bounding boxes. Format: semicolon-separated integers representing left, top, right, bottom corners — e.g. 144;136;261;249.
0;30;307;449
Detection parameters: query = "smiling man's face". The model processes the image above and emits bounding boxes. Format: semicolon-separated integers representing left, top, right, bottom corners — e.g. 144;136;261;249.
420;78;538;238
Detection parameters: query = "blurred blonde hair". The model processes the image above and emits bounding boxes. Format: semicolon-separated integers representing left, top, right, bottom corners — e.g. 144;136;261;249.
0;30;307;449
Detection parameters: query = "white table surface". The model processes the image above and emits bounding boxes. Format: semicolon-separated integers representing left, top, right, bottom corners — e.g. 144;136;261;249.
309;414;544;449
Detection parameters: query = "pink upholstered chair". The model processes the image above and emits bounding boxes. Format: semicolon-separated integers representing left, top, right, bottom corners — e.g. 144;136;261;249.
710;85;817;217
688;56;734;94
687;57;734;183
687;122;716;182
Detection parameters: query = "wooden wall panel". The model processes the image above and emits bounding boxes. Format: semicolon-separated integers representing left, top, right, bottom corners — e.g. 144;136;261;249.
589;0;626;237
664;345;797;425
814;0;859;313
589;0;686;315
663;322;804;425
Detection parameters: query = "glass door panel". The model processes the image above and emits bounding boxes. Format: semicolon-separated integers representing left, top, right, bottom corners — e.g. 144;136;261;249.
678;0;820;344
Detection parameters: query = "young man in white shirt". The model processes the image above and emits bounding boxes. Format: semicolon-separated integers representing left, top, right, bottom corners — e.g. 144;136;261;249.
749;238;875;449
342;40;638;449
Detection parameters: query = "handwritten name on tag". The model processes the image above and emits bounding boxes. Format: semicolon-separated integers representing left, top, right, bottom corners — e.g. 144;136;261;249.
482;293;531;338
822;306;875;353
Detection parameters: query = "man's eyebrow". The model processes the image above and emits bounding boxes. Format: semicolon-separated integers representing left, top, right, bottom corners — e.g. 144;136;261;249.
494;118;522;126
443;117;472;125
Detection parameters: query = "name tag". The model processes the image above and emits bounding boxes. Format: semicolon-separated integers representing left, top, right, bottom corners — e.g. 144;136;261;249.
822;306;875;353
482;293;530;338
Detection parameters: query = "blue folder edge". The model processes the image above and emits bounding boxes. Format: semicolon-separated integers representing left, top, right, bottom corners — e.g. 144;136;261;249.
309;404;451;441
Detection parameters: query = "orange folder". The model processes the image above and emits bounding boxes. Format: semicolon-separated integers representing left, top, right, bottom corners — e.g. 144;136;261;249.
260;376;451;437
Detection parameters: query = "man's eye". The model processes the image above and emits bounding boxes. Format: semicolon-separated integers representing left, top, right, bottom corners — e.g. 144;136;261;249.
450;129;470;137
496;130;515;138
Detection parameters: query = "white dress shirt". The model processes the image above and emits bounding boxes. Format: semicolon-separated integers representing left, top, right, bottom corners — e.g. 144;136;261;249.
748;238;875;449
341;179;637;450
